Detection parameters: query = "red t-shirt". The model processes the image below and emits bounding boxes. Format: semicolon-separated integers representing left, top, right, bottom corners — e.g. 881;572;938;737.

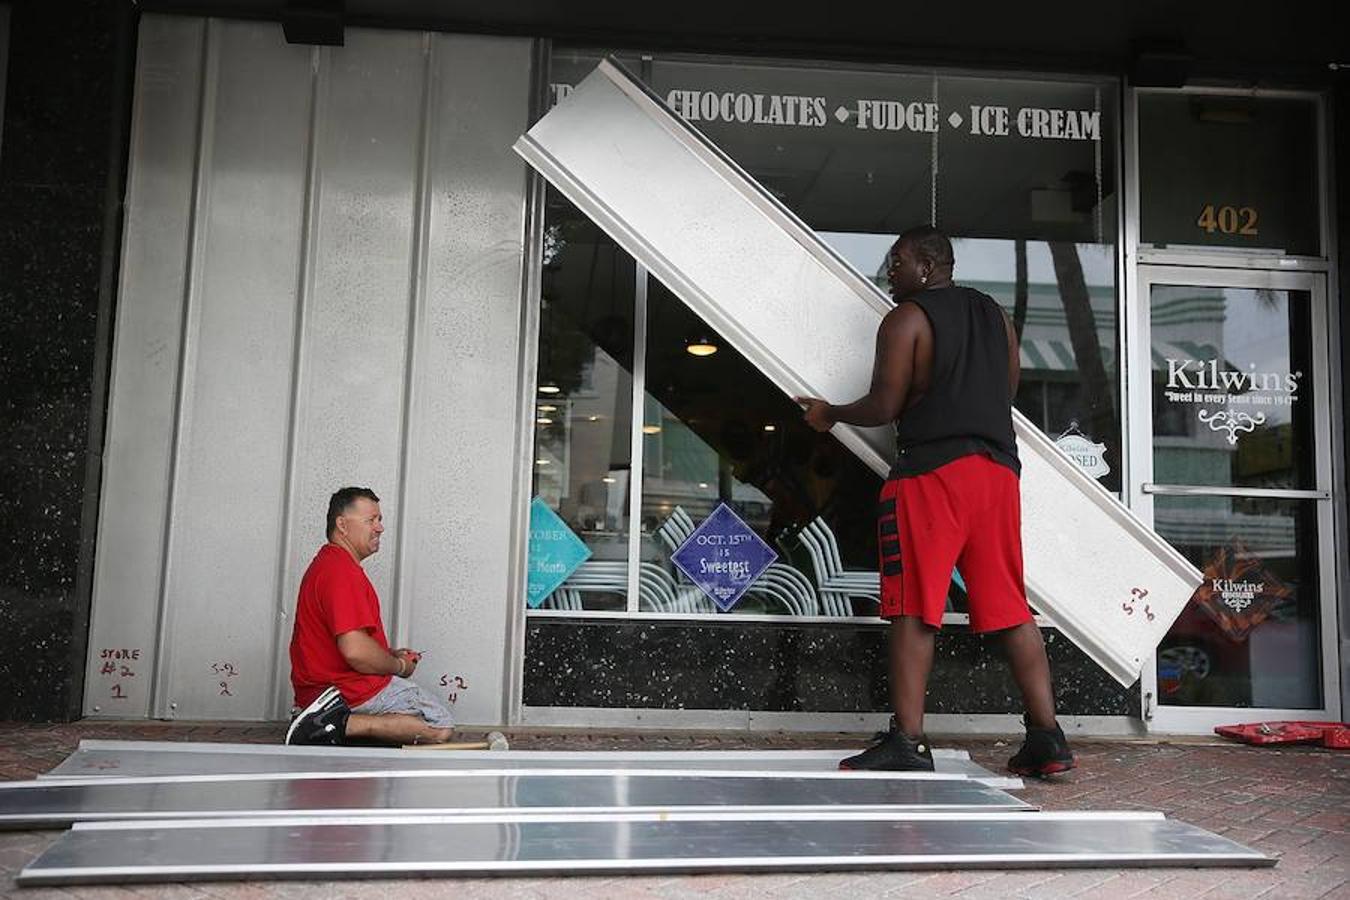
289;543;393;708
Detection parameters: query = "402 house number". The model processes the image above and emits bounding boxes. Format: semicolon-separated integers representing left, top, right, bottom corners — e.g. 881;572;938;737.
1196;204;1258;236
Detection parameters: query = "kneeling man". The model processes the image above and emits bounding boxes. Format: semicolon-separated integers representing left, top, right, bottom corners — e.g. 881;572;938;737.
286;486;456;746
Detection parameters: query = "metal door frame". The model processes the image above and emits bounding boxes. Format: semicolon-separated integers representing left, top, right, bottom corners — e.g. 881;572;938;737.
1129;265;1342;732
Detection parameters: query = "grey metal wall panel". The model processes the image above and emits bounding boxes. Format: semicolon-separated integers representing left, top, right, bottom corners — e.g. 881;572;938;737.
515;61;1202;686
155;21;314;719
394;35;533;726
91;15;533;722
277;30;426;661
84;16;207;718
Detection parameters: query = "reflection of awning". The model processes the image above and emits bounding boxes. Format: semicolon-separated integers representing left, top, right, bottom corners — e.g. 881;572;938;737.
1016;339;1226;375
1153;511;1296;558
1015;338;1227;374
1151;340;1224;369
1019;338;1115;373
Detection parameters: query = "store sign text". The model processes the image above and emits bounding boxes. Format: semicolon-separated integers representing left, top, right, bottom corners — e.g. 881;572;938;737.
1197;204;1259;237
1162;358;1302;445
1165;359;1299;395
550;83;1100;141
666;90;831;127
1212;578;1263;613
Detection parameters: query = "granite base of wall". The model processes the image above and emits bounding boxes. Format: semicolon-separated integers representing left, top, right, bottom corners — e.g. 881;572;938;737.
524;619;1138;716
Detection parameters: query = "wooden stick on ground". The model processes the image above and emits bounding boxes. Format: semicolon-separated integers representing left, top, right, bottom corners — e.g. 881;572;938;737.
401;731;509;751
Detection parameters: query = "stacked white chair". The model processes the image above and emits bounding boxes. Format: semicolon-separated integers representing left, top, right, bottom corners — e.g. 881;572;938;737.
790;517;966;617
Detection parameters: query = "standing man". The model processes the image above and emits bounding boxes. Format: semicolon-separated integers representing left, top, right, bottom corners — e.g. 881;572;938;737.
286;486;457;746
796;226;1074;776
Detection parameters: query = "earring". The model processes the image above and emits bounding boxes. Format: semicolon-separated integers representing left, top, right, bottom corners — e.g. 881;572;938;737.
921;275;928;284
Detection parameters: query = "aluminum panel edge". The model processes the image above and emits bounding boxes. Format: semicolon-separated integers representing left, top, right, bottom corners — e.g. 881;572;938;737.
16;812;1270;886
514;58;1202;687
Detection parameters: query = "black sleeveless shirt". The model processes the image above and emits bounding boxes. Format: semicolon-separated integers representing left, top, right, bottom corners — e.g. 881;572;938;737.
891;285;1020;478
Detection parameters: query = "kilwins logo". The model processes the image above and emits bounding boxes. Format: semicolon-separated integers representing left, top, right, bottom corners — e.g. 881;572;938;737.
1190;540;1291;643
1211;578;1264;613
1164;359;1302;444
1165;359;1301;395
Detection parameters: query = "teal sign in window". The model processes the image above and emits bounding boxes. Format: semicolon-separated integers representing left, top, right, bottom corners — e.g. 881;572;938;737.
526;498;592;608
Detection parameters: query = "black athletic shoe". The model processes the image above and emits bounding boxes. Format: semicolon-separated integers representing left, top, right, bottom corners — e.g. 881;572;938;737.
285;686;350;746
1007;719;1076;777
839;723;935;771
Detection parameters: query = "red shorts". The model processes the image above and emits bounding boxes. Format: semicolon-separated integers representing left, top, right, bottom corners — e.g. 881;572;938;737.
877;453;1032;633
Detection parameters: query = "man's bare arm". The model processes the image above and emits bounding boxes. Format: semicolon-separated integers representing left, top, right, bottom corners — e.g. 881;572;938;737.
336;629;417;676
796;304;923;431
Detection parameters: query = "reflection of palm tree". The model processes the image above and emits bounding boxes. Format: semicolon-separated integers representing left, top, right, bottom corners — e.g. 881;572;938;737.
1254;288;1280;310
1012;239;1028;342
1048;241;1117;466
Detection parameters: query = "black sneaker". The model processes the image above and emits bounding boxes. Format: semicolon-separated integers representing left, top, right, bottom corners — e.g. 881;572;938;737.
839;724;935;771
285;686;350;746
1008;719;1076;777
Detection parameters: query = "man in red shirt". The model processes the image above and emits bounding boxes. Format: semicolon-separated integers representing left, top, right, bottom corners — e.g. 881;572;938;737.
286;486;456;746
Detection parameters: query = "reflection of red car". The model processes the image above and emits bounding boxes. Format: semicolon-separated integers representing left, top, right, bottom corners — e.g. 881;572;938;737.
1158;594;1308;708
1156;601;1252;704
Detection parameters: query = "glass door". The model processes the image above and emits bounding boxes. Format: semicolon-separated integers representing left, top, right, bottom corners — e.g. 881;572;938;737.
1131;266;1339;732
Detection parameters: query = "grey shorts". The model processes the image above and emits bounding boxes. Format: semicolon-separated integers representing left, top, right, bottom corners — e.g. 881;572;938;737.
351;676;455;729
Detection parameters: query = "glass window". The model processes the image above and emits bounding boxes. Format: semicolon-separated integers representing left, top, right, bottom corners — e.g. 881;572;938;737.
647;57;1122;490
1138;94;1320;256
646;59;1117;244
1149;286;1317;490
1145;281;1325;711
1154;494;1321;709
639;279;884;617
825;234;1121;492
531;193;636;611
531;51;1123;616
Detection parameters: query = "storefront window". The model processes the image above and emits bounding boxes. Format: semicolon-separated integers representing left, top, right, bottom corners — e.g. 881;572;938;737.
531;196;636;611
1154;494;1321;709
532;51;1122;616
1147;283;1324;709
1138;94;1321;256
647;57;1122;489
1149;286;1317;490
639;279;881;617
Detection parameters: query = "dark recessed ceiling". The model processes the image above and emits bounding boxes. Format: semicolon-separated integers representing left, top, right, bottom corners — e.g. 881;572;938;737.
139;1;1347;83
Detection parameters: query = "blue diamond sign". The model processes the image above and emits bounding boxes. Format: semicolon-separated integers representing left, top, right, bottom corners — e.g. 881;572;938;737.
526;497;592;608
670;503;777;612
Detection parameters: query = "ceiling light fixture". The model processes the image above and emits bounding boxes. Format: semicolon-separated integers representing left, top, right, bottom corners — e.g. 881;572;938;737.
685;338;718;357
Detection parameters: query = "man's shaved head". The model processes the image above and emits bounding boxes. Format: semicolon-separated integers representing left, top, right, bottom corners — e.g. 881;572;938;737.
886;225;955;299
896;225;954;271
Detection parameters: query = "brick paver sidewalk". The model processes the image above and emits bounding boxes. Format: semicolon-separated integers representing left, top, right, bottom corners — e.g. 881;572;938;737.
0;720;1346;898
